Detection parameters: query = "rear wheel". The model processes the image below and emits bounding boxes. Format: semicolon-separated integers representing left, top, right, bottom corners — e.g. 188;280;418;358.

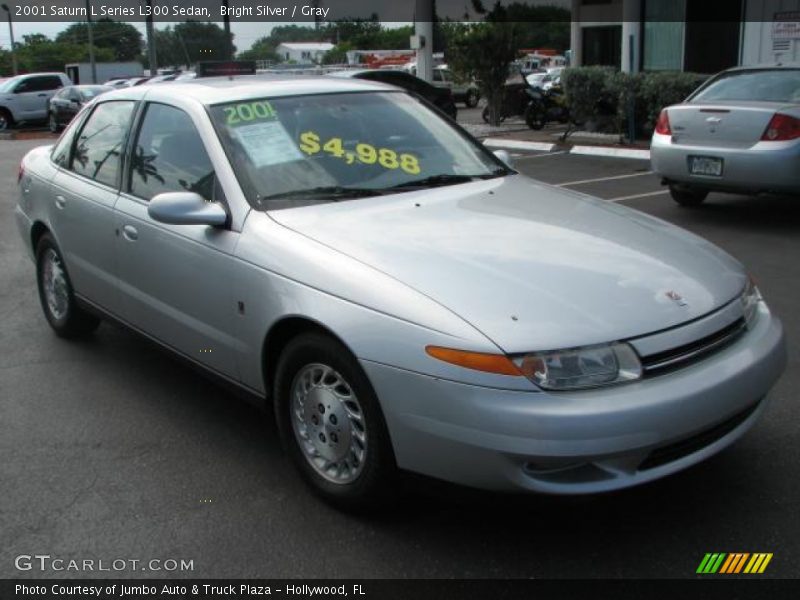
274;332;397;510
669;185;708;207
524;104;546;130
36;233;100;338
0;108;13;131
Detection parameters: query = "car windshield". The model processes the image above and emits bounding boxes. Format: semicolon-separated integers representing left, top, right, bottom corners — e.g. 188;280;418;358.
691;69;800;104
209;91;508;209
0;76;21;93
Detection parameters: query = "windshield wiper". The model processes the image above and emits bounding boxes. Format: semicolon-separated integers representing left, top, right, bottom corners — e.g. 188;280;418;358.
387;171;507;191
259;186;385;202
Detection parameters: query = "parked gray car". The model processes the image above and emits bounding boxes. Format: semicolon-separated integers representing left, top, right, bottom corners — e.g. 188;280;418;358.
651;64;800;206
15;76;786;508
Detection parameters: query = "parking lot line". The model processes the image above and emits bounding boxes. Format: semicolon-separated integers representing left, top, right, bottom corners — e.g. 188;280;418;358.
514;150;569;160
483;139;556;152
608;189;669;202
557;171;654;187
571;146;652;160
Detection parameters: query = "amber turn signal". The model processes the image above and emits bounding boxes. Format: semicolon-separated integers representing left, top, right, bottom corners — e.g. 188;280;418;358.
425;345;522;376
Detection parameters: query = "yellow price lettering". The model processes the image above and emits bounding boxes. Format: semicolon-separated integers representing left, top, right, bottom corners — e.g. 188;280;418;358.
297;132;422;174
298;131;321;155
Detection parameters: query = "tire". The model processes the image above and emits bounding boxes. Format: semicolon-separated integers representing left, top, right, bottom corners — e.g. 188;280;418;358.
0;108;13;131
465;89;479;108
669;185;708;207
48;112;61;133
524;105;546;130
482;105;506;124
274;332;397;510
36;233;100;338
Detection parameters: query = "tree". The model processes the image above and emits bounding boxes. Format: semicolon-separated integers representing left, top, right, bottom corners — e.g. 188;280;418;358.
172;22;236;67
446;12;521;125
56;20;144;61
10;34;114;74
322;42;353;65
237;38;281;63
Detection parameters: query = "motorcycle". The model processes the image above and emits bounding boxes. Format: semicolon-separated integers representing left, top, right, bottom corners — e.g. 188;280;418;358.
524;84;570;130
481;74;539;124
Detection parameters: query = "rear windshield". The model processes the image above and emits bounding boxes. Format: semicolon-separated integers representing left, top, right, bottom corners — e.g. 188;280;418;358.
209;91;505;209
691;69;800;104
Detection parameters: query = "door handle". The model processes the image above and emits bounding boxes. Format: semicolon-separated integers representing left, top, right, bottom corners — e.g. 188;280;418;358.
122;225;138;241
54;195;66;209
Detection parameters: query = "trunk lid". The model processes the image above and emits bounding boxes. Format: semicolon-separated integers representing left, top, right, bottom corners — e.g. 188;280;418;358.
668;101;789;148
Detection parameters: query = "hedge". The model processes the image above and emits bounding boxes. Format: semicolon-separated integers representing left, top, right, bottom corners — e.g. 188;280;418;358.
560;67;709;139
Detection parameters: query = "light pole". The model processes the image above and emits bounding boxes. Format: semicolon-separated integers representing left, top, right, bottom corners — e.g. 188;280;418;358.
222;0;232;60
0;3;18;75
85;0;97;83
144;0;157;74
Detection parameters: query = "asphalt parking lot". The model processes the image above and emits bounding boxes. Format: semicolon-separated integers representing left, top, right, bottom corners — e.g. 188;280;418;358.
1;139;798;579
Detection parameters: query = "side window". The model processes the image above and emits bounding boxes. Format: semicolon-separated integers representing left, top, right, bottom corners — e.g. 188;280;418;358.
70;101;135;187
129;103;215;201
433;70;443;82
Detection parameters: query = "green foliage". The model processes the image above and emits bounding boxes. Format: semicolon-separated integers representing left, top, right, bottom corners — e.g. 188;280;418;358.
173;22;236;66
56;20;143;61
4;34;114;75
237;38;281;63
562;67;708;138
447;21;521;125
322;43;353;65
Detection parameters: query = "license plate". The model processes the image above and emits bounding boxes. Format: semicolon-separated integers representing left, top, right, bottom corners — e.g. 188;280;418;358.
689;156;723;177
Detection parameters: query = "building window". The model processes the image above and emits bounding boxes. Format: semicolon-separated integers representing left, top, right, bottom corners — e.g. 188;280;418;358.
643;0;686;71
582;25;622;67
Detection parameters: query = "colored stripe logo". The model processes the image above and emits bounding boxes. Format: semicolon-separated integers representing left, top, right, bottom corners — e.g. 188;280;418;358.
696;553;773;574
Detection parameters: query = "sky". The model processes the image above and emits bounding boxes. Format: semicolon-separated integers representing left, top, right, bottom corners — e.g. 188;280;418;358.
0;21;309;52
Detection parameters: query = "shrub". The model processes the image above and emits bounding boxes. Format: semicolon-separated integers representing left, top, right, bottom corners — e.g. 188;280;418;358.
561;67;709;139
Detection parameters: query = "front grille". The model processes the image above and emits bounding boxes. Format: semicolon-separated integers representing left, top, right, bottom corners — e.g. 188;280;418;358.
640;317;747;377
638;400;761;471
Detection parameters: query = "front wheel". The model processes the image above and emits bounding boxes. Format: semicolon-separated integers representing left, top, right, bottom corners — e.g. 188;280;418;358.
36;233;100;338
669;185;708;207
0;108;13;131
482;105;506;124
274;332;397;510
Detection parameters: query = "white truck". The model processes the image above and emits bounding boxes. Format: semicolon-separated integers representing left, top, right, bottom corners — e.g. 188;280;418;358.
65;62;144;85
0;72;72;130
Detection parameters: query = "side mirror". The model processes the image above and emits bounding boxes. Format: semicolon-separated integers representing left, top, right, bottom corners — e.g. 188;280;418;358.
148;192;227;227
492;149;514;169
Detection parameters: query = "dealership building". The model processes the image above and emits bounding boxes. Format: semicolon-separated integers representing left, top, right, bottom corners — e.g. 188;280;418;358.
570;0;800;73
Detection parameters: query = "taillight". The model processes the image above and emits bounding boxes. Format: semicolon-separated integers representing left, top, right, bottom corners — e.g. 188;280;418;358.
655;109;671;135
761;113;800;141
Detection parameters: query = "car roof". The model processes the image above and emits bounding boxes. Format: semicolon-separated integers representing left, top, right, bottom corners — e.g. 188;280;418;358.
98;74;394;106
720;62;800;73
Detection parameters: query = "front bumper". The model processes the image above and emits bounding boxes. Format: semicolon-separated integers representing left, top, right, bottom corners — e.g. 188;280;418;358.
362;303;785;493
650;132;800;194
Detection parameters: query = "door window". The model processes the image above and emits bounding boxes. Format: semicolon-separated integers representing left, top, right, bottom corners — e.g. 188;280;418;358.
129;103;215;201
70;101;135;188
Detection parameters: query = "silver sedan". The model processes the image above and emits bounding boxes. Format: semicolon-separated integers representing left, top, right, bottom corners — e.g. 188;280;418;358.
651;64;800;206
15;76;786;508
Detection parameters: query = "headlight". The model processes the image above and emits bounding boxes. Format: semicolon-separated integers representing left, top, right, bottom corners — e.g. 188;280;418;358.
512;343;642;391
741;278;762;329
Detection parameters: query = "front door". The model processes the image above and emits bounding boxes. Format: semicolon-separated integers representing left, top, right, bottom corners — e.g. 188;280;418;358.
114;102;241;381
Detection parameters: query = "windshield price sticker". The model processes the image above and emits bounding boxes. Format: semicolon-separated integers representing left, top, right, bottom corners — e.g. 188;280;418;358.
298;131;421;175
224;101;277;126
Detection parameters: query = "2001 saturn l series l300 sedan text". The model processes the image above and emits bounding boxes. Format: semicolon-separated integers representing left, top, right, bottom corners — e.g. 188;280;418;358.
14;75;786;509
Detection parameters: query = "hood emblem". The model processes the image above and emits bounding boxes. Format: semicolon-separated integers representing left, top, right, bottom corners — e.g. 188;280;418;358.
665;290;689;307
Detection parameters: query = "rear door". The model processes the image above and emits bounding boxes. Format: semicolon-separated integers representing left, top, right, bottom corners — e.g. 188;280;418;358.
14;75;64;120
49;100;136;313
114;102;241;380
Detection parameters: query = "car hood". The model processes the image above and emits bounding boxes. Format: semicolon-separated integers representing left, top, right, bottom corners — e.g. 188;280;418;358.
268;175;746;353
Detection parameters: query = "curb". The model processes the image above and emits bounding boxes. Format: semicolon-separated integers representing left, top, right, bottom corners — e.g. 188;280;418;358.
483;137;651;161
